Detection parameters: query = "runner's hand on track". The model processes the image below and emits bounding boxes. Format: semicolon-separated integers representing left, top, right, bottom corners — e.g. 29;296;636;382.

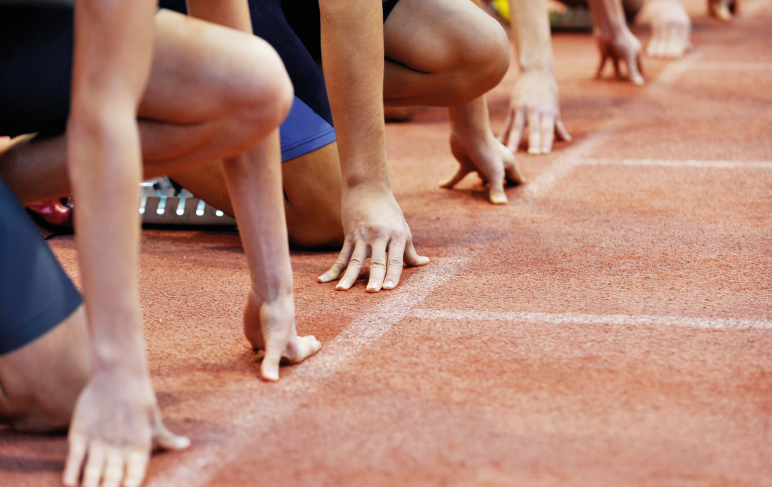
318;186;429;292
243;290;321;381
595;27;645;85
441;132;525;205
498;69;571;155
643;0;692;58
63;370;189;487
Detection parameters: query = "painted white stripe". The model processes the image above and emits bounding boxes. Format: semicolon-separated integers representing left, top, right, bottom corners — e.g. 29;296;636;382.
522;132;610;201
577;158;772;169
410;309;772;330
692;62;772;71
148;258;462;487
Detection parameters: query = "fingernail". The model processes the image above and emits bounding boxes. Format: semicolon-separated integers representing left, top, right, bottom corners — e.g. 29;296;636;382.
418;256;430;265
490;193;508;205
318;274;329;282
528;147;541;155
175;436;191;449
384;280;394;289
542;146;551;154
336;280;348;290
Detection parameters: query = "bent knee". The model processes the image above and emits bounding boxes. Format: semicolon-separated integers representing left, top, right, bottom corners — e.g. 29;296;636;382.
453;18;509;101
240;38;294;129
210;37;294;152
0;364;87;433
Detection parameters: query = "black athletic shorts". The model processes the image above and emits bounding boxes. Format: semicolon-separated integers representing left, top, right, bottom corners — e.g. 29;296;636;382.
0;177;82;355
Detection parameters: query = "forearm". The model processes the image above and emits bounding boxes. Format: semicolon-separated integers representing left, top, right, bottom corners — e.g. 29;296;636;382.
509;0;554;72
70;0;156;371
587;0;629;37
221;132;293;302
320;0;389;190
68;113;146;371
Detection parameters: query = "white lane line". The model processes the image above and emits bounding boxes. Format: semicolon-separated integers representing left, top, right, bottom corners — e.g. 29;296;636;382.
692;62;772;71
576;158;772;169
522;132;610;201
148;258;462;487
410;309;772;330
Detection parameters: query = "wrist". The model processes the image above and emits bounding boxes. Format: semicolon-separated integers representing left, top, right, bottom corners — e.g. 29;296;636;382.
518;60;554;75
249;284;294;306
92;334;148;375
342;174;391;195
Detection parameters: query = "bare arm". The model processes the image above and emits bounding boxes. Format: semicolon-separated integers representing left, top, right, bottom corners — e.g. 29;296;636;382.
587;0;645;84
63;1;188;486
183;0;321;379
317;0;428;292
500;0;571;155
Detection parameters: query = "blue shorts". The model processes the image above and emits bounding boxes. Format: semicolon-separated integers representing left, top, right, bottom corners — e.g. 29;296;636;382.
0;178;82;355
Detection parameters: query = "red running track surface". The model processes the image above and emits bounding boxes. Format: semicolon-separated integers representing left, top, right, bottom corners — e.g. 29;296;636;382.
2;0;771;485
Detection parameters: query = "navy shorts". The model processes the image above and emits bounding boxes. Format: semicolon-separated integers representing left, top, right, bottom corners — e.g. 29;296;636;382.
0;178;82;355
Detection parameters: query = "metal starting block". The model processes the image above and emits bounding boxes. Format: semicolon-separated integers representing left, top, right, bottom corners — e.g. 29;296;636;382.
140;178;236;227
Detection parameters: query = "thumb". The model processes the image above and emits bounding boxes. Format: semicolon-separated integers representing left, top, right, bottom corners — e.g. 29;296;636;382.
627;50;644;85
439;164;472;189
488;178;508;205
153;422;190;451
261;338;285;382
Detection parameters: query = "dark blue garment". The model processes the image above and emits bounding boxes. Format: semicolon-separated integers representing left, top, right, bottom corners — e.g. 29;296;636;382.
0;178;82;355
0;5;73;138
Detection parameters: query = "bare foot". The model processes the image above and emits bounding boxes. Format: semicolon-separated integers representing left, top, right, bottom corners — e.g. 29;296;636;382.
440;133;525;205
244;290;321;381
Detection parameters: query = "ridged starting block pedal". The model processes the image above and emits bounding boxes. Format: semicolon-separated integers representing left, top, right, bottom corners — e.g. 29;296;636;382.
140;178;236;227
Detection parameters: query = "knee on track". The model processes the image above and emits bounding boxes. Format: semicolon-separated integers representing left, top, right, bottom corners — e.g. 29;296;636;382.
0;361;88;433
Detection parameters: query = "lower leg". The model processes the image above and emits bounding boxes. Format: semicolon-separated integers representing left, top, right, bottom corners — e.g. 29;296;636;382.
168;142;344;249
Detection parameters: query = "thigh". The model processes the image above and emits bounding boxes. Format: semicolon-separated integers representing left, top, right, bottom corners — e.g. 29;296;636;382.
138;9;283;124
383;0;500;72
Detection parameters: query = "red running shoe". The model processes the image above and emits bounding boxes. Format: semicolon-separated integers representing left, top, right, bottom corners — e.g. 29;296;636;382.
26;197;74;237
